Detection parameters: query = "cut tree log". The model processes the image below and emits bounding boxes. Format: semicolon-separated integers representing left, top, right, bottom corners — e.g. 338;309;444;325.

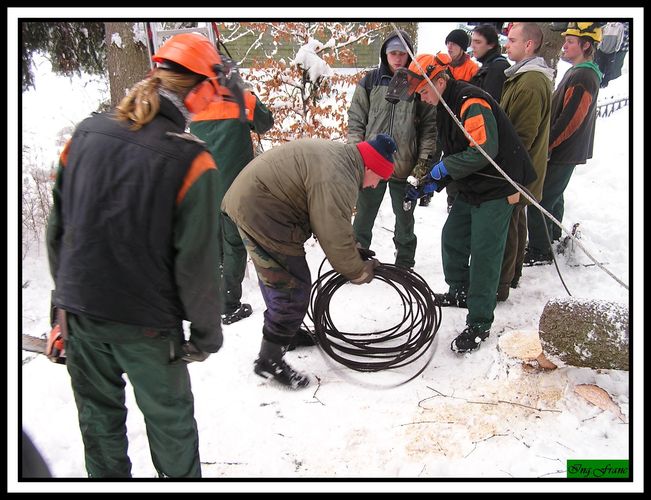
538;298;629;371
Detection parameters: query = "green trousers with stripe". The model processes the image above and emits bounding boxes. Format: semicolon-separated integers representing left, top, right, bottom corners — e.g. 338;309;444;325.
64;313;201;478
442;197;514;331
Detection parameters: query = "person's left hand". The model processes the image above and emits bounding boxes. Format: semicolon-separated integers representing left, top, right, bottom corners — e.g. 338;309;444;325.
428;161;448;181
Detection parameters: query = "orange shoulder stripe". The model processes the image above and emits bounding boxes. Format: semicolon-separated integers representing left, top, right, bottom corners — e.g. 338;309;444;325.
460;97;491;117
176;151;217;205
192;91;257;122
460;99;491;147
59;139;71;167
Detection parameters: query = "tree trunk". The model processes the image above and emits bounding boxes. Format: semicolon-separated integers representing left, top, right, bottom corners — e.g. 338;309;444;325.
105;22;151;108
538;23;565;76
538;298;629;371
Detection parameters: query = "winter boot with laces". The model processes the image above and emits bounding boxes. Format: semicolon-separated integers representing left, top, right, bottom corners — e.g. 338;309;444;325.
221;303;253;325
287;327;317;351
450;325;490;353
254;339;310;389
434;288;467;308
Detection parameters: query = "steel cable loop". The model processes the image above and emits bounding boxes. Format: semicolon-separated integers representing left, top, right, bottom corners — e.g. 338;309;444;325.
306;261;442;379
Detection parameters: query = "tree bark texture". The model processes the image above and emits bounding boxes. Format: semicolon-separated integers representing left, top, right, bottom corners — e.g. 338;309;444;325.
105;22;151;108
538;298;629;371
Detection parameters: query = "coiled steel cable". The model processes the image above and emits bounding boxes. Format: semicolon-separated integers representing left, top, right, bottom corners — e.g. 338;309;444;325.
306;260;442;384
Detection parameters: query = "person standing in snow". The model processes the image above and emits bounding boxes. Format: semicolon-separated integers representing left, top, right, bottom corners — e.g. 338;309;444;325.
496;22;553;301
347;30;438;269
46;33;230;478
525;22;603;265
190;80;274;326
398;53;536;353
438;28;480;211
222;134;396;388
469;24;510;103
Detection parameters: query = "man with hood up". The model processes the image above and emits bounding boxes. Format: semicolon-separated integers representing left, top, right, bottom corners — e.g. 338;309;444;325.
496;22;554;301
525;22;603;265
347;30;438;271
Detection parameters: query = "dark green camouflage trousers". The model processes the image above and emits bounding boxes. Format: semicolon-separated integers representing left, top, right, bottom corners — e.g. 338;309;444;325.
238;229;312;345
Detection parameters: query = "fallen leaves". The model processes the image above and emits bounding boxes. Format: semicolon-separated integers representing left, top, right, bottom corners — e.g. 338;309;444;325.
574;384;627;423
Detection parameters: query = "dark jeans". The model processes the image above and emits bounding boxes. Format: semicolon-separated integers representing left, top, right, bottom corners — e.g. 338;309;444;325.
353;178;417;269
238;230;312;345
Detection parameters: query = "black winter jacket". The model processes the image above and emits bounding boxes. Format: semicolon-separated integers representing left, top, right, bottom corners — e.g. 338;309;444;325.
438;80;537;205
469;48;511;103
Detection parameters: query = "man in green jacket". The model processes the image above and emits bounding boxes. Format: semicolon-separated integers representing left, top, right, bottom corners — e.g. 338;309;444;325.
525;22;603;265
222;134;396;388
347;30;438;270
190;85;274;325
497;22;554;300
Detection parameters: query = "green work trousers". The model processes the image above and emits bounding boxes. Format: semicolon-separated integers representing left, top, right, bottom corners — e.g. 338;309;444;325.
221;213;247;313
353;178;417;269
64;313;201;478
442;197;514;330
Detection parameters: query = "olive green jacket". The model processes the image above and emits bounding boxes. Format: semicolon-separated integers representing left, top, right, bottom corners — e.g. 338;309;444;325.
500;57;554;202
347;31;438;180
222;139;367;280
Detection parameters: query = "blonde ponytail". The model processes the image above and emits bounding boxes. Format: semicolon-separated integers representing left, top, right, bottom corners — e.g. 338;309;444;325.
115;69;203;130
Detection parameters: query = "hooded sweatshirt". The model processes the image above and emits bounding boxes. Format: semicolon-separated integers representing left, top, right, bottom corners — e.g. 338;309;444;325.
500;56;554;201
548;60;603;165
347;31;438;179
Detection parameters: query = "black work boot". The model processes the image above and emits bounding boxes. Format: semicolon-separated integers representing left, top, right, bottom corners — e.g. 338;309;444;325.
496;283;510;302
523;248;553;267
434;288;467;308
450;325;490;353
254;339;310;389
221;303;253;325
287;327;317;351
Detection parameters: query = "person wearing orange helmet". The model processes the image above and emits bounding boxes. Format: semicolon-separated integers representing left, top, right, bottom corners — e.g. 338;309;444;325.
396;52;536;353
524;22;603;265
190;72;274;328
47;33;229;477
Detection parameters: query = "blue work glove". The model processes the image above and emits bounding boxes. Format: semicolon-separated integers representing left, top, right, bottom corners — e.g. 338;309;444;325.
421;179;439;195
428;161;448;181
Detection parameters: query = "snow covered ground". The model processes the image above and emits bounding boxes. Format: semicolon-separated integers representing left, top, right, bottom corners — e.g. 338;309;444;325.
12;20;640;494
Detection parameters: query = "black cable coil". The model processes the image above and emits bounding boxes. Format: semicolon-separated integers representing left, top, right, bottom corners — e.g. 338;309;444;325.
306;261;442;382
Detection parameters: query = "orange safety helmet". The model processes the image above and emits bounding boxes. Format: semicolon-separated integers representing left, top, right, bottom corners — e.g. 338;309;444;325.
152;32;225;114
407;52;452;94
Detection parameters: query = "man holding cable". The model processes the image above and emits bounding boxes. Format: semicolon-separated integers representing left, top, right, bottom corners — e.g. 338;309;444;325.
393;52;536;353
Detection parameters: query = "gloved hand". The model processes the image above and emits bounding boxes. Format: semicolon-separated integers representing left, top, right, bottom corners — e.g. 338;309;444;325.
412;157;432;179
357;247;376;261
428;161;448;181
403;180;438;211
178;341;211;363
355;242;376;261
350;258;379;285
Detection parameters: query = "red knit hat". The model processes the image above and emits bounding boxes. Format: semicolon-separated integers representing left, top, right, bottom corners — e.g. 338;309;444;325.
356;134;397;180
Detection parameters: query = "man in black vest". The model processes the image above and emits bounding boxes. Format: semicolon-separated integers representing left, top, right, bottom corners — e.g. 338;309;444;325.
399;53;536;353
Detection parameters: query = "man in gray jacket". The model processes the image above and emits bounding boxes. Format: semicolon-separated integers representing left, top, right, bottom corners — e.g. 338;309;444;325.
348;30;438;270
222;134;396;389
